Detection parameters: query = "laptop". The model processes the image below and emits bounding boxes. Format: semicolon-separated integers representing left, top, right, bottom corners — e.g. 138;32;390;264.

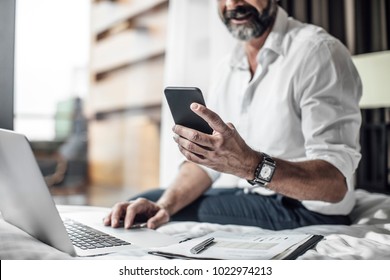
0;129;179;257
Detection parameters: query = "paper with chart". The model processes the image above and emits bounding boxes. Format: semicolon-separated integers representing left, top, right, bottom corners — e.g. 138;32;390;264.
148;231;320;260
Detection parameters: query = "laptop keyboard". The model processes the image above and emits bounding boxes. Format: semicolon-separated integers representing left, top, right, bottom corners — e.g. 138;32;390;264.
64;219;130;250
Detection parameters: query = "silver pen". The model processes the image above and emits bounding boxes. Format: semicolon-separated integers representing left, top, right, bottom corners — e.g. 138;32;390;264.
190;237;215;254
129;222;147;229
107;219;147;229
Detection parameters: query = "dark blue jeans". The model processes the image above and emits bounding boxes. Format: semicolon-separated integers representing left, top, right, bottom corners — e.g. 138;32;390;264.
131;188;350;230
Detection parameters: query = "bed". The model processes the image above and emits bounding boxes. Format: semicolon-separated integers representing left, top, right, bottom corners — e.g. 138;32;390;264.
1;189;390;260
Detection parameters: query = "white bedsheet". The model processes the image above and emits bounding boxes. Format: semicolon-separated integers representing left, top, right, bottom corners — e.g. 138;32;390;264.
1;189;390;260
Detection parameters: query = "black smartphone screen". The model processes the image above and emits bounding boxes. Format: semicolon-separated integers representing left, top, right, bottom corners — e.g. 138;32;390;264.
164;87;213;134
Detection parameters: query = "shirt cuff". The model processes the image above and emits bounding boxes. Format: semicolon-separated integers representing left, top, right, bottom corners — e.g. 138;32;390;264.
306;149;360;191
288;148;360;191
177;160;221;183
197;164;221;183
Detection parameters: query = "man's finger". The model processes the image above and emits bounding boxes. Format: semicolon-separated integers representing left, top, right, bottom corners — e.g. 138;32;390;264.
103;212;112;226
123;199;148;229
124;204;137;229
108;202;128;227
191;103;229;134
177;142;207;165
173;134;209;157
173;125;213;148
147;209;169;229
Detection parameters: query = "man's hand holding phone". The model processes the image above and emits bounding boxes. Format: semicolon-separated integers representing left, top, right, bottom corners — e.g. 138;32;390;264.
164;87;213;134
166;87;259;180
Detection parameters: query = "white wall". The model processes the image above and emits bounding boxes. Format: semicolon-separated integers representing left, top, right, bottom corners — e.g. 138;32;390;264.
160;0;236;186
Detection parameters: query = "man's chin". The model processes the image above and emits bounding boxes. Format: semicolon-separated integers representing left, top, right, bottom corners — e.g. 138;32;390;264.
228;26;258;41
230;32;256;41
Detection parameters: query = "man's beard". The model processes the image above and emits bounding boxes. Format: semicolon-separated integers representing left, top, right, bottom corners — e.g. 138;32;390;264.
220;1;276;41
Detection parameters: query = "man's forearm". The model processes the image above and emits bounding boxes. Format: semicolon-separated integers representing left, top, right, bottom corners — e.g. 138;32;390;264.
248;152;348;203
156;161;212;216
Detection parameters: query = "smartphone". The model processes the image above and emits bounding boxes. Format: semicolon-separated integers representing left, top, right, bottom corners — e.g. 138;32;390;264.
164;87;213;134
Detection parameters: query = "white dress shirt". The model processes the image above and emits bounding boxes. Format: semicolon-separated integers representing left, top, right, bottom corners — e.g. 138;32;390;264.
201;7;362;215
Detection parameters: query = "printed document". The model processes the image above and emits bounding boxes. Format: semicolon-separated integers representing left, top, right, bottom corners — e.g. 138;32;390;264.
149;231;323;260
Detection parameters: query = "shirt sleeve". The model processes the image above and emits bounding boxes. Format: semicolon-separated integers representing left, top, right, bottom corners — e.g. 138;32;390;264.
296;39;362;190
197;165;221;182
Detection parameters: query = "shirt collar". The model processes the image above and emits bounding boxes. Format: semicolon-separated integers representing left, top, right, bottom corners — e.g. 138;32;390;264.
261;6;288;57
229;7;289;69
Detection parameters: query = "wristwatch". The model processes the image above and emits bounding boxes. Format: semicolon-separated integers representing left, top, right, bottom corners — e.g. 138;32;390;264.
247;152;276;187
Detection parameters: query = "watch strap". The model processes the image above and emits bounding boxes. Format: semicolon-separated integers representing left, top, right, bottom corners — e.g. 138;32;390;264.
247;152;276;187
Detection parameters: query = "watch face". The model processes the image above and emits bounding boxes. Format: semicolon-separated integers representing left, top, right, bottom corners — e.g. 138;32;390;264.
260;164;274;181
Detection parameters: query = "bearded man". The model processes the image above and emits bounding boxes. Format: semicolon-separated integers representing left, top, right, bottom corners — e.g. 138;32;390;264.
105;0;362;230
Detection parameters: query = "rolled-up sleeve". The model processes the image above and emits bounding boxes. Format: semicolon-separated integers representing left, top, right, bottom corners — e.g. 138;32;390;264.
198;165;221;183
298;40;362;190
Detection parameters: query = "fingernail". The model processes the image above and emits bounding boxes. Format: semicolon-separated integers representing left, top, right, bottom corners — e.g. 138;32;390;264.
191;103;199;110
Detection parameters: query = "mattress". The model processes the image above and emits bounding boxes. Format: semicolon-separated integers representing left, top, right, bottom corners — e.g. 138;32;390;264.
1;189;390;260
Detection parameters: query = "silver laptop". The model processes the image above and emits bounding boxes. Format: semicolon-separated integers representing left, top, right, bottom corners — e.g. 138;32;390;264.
0;129;178;257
